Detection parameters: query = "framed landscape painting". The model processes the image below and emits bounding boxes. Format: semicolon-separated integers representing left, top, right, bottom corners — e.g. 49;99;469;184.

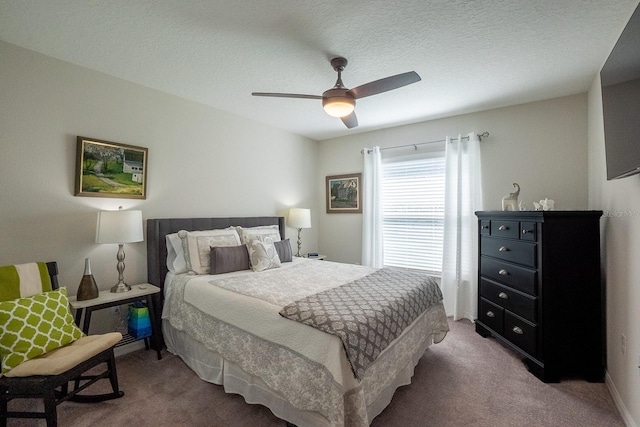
75;136;148;199
326;173;362;213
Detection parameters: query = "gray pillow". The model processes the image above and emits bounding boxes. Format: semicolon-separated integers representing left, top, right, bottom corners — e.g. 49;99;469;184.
210;245;250;274
274;239;293;263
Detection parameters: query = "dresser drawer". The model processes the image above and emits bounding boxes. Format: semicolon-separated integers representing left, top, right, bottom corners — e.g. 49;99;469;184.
480;278;536;322
480;220;491;235
520;221;537;241
490;220;519;239
504;312;537;356
481;236;536;268
480;257;537;295
479;298;504;333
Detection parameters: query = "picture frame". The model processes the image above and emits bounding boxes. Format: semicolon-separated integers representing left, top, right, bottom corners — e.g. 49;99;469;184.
75;136;148;199
326;173;362;213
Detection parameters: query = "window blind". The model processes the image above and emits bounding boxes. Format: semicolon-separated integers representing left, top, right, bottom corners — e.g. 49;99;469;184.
381;155;446;274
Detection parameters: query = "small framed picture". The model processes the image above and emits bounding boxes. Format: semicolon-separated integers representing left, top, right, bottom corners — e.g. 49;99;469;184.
75;136;148;199
326;173;362;213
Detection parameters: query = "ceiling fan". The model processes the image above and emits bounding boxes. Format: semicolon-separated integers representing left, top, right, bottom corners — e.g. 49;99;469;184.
252;57;421;129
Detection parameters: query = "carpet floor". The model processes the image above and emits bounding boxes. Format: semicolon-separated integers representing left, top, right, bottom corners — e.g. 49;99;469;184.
5;319;624;426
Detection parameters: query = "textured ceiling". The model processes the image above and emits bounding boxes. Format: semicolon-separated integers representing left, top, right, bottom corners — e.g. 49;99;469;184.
1;0;638;140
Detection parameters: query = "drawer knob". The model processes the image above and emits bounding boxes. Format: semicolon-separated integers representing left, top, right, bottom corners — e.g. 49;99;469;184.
522;229;532;234
498;269;508;276
498;225;508;231
512;326;524;335
498;292;508;299
498;246;509;252
486;311;495;318
481;225;489;229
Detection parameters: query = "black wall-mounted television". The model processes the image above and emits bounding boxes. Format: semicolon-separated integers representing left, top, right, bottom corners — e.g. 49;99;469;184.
600;3;640;180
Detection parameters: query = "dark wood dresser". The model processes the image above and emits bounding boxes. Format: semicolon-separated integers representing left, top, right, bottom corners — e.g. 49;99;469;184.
475;211;603;382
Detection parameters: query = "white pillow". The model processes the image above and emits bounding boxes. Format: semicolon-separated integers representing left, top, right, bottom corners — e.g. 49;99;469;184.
238;225;281;245
178;228;241;274
166;233;188;274
245;235;281;272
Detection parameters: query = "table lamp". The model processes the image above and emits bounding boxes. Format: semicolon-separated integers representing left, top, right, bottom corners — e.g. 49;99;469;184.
288;208;311;257
96;207;143;293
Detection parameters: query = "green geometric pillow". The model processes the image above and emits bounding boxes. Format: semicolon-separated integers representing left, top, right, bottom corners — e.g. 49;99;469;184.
0;287;84;374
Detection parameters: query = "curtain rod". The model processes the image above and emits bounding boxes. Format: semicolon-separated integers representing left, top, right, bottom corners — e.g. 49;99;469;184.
361;131;490;154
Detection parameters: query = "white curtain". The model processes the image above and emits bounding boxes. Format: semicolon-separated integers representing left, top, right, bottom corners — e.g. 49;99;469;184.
362;146;384;267
441;133;483;321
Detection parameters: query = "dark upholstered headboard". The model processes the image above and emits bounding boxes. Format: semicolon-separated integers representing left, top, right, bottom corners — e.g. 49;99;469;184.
146;216;285;291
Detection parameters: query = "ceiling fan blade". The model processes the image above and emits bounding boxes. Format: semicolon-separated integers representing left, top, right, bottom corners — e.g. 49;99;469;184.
348;71;421;99
252;92;322;100
341;112;358;129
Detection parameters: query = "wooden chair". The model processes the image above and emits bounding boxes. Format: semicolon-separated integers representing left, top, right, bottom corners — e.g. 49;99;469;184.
0;262;124;427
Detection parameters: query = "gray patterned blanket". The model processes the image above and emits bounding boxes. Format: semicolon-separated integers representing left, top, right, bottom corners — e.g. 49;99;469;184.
279;268;444;380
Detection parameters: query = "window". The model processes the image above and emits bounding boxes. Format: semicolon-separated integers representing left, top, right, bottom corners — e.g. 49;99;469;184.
381;153;446;274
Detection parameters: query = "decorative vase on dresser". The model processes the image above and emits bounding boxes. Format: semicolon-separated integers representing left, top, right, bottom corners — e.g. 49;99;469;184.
474;210;604;383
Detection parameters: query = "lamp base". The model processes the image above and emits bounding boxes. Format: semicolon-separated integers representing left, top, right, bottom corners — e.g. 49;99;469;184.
296;228;303;257
110;282;131;293
111;243;131;293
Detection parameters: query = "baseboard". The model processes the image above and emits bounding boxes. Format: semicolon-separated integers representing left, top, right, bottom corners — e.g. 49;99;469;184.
605;371;637;427
114;339;146;357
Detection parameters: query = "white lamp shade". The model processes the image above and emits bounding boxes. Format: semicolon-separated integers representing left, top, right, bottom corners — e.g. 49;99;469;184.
96;210;144;244
288;208;311;229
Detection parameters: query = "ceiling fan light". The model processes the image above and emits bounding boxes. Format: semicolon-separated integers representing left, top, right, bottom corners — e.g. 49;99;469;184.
322;97;355;118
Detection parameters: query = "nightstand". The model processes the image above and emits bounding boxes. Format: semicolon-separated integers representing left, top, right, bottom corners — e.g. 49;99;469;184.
304;254;327;260
69;284;162;359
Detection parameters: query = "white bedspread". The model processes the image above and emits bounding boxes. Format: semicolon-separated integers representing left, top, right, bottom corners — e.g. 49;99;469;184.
163;258;449;426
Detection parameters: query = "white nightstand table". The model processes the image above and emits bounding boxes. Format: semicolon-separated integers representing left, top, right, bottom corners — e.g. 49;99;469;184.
69;284;162;359
304;254;327;260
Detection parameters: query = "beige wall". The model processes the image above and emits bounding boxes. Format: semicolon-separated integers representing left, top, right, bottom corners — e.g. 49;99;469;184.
317;94;589;264
0;41;319;298
588;75;640;427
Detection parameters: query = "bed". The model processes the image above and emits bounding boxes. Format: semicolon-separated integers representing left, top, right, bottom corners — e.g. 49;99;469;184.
146;216;449;427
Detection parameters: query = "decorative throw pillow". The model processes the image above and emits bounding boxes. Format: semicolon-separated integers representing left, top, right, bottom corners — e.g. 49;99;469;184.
274;239;293;263
0;287;84;374
245;235;282;272
210;245;250;274
239;225;281;245
178;228;242;274
0;262;53;302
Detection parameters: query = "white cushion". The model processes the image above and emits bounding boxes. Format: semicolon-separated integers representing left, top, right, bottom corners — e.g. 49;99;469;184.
246;235;281;272
166;233;188;274
4;332;122;377
178;228;242;274
238;225;281;245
